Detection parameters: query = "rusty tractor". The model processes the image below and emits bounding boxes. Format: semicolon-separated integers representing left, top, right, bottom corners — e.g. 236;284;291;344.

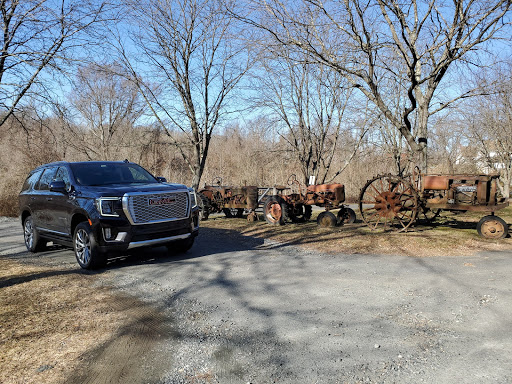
198;177;259;221
262;174;356;227
358;171;509;238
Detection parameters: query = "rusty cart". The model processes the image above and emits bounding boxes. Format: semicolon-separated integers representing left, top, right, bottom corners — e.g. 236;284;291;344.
358;171;509;238
262;174;356;227
198;177;259;221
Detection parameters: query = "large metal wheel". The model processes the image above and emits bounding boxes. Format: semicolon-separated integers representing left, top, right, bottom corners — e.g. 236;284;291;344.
263;196;287;225
358;174;419;232
477;215;508;239
337;207;356;225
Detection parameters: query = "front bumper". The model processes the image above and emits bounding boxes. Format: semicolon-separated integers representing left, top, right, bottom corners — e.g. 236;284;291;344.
92;207;200;253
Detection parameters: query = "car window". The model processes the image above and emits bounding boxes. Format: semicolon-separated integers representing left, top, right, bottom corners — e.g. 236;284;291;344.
36;167;58;191
54;167;71;191
70;163;158;186
127;165;156;182
21;169;43;192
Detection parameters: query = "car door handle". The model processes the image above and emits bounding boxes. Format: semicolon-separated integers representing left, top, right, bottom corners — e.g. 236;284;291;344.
47;198;53;201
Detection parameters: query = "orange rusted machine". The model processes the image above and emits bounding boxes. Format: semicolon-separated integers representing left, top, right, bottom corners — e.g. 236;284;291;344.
358;171;509;238
198;177;259;221
263;174;356;226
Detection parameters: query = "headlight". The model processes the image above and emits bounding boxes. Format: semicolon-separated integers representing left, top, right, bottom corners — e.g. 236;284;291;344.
189;189;198;208
96;198;121;217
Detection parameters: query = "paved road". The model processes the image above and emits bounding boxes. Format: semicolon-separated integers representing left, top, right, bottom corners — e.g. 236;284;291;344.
2;218;512;383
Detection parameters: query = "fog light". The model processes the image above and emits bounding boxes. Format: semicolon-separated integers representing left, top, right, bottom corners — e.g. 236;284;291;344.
115;232;128;242
104;228;112;239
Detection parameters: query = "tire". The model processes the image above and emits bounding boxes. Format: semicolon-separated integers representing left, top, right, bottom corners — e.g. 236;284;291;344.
73;221;105;270
477;215;508;239
23;216;47;252
263;196;288;225
288;204;312;223
198;192;210;221
304;205;312;221
317;211;337;227
167;236;195;253
337;207;356;225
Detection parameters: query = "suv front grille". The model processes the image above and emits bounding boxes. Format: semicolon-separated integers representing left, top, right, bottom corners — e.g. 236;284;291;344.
123;191;190;225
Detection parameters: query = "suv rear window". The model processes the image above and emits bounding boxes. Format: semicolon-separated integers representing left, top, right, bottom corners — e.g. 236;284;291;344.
70;163;158;186
21;169;43;191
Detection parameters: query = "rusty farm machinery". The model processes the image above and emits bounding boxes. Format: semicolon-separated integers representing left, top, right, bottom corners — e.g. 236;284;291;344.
198;175;356;227
262;174;356;227
358;171;509;238
198;177;259;221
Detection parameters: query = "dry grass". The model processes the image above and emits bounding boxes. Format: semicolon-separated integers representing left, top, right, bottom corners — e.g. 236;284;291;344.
0;259;127;384
202;207;512;257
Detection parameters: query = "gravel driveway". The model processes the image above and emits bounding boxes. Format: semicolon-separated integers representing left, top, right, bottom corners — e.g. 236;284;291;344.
2;218;512;383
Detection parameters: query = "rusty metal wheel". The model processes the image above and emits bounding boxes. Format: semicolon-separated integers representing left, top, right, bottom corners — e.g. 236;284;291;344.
358;174;419;232
477;215;508;239
263;196;287;225
337;207;356;225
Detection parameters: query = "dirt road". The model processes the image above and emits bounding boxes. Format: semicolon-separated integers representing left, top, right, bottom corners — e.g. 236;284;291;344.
2;218;512;383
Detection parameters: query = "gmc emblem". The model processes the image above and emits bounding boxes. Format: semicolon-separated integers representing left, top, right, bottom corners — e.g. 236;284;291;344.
148;196;176;206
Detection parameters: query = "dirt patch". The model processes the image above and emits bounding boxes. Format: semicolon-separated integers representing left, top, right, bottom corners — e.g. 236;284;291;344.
0;258;173;384
201;208;512;257
68;297;175;384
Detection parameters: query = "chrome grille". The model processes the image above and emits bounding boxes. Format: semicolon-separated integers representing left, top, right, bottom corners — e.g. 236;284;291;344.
123;191;190;224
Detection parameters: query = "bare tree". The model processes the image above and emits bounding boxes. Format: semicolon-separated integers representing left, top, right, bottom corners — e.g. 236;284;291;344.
0;0;113;127
254;51;366;184
236;0;511;172
113;0;251;188
463;64;512;197
64;64;146;160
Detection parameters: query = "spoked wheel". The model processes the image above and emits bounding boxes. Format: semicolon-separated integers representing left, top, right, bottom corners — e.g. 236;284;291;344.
358;174;419;232
263;196;288;225
288;204;312;223
477;215;508;239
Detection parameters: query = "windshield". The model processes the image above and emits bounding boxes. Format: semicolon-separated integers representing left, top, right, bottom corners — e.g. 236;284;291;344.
70;163;159;186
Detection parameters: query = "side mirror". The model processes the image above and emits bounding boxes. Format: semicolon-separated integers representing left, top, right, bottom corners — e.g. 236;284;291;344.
50;180;67;194
156;176;167;183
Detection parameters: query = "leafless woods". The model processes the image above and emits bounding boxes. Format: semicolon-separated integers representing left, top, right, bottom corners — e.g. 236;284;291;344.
0;0;511;215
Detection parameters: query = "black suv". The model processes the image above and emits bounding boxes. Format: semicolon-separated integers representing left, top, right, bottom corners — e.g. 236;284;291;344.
19;161;199;269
